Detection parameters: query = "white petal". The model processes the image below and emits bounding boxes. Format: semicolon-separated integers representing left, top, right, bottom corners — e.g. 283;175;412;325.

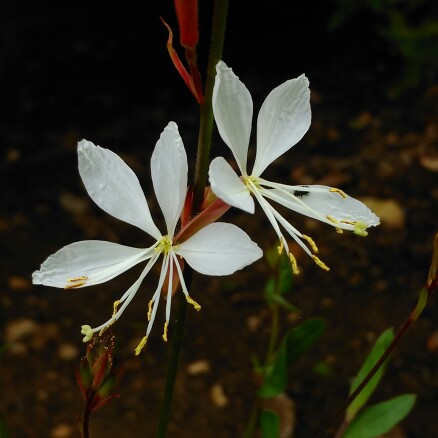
176;222;262;275
213;61;253;174
32;240;151;288
151;122;188;235
209;157;255;214
266;185;380;229
253;75;311;177
78;140;161;239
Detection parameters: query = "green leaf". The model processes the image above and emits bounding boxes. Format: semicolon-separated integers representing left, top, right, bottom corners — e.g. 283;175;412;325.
257;319;325;398
343;394;416;438
284;318;325;365
261;410;280;438
346;328;394;421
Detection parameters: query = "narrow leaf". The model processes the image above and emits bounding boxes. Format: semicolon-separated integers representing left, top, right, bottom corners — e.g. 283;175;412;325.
346;328;394;421
343;394;416;438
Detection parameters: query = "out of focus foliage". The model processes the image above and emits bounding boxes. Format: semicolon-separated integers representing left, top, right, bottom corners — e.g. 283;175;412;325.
330;0;438;95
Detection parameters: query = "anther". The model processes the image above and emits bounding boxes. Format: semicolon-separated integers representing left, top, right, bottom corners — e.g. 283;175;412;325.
326;215;339;224
288;253;300;275
65;276;88;289
329;188;347;198
312;255;330;271
99;321;114;336
162;322;169;342
277;239;284;255
112;300;120;317
186;295;201;311
134;336;148;356
147;300;154;321
302;234;319;253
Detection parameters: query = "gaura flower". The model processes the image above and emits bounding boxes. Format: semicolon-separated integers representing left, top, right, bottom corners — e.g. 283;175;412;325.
208;61;379;273
33;122;262;354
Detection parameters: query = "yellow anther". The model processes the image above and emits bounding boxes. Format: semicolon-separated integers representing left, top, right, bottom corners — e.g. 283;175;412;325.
312;255;330;271
147;300;154;321
340;219;356;225
302;234;319;254
162;322;169;342
65;276;88;289
134;336;148;356
65;281;86;289
186;295;201;311
67;276;88;282
326;215;339;224
354;221;368;237
99;321;114;336
335;228;343;234
288;252;300;275
112;300;120;317
277;239;284;255
329;188;347;198
81;325;93;342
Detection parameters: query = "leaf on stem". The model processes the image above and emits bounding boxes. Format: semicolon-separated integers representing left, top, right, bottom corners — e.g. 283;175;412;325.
342;394;416;438
346;328;394;421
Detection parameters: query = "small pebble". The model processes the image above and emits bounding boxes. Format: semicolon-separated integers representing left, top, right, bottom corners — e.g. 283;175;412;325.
58;343;80;361
50;423;74;438
210;384;228;408
187;360;210;375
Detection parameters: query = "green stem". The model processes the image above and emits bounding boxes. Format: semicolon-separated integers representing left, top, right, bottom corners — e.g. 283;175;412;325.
266;303;280;364
244;287;281;438
156;274;191;438
192;0;229;211
156;1;229;436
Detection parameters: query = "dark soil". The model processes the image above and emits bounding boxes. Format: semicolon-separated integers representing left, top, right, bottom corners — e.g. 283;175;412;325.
1;1;438;437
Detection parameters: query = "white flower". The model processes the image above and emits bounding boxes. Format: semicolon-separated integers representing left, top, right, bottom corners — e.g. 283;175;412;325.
33;122;262;354
208;61;379;273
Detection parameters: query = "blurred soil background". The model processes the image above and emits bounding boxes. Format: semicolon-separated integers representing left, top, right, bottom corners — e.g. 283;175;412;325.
1;0;438;437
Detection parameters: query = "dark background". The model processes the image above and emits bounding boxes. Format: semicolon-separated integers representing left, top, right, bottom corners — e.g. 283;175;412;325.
1;0;438;437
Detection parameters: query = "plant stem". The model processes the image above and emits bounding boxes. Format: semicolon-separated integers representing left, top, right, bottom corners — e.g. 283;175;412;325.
155;1;229;436
156;272;191;438
192;0;229;212
81;395;94;438
321;272;438;437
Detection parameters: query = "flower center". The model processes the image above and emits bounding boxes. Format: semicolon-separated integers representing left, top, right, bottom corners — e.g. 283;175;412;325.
155;236;173;254
244;175;261;191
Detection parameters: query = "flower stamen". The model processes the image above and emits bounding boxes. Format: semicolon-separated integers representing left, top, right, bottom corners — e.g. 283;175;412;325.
289;252;300;275
302;234;319;254
112;300;120;317
147;299;154;321
134;336;148;356
65;276;88;289
186;295;201;311
329;187;347;198
312;255;330;271
162;321;169;342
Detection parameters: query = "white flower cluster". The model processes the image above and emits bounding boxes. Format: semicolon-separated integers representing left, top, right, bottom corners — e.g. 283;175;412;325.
33;62;379;353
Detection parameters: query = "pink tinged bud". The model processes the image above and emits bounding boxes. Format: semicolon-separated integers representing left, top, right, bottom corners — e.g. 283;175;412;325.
161;18;203;104
76;333;120;411
174;0;199;48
